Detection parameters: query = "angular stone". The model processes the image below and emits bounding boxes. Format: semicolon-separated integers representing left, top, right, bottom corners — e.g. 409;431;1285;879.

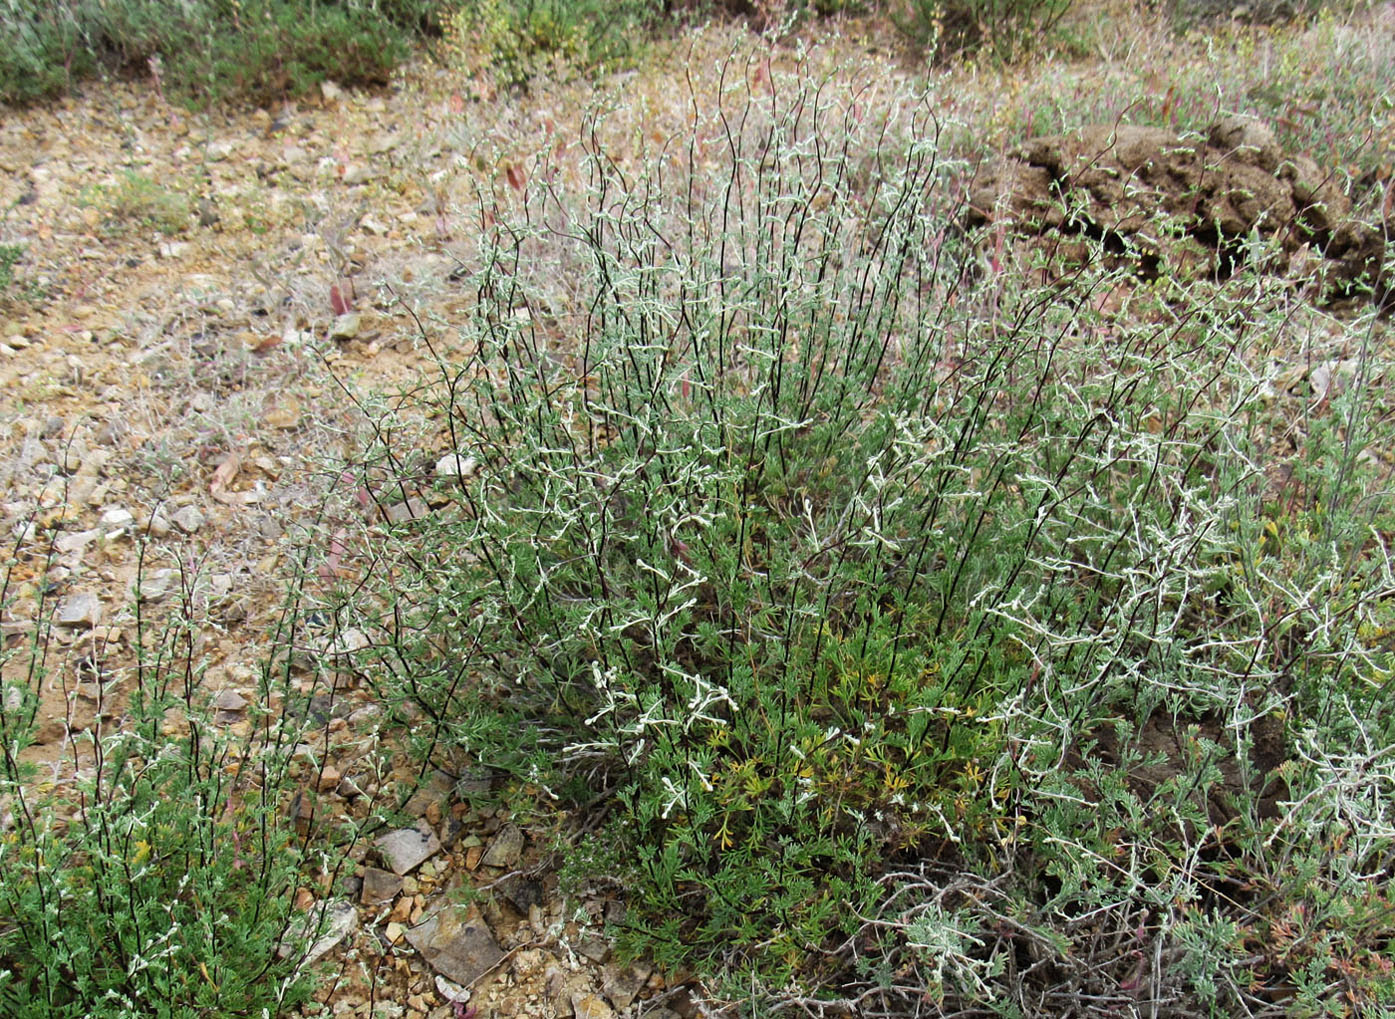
100;508;135;533
602;960;652;1010
572;994;613;1019
497;875;541;914
404;910;503;987
387;895;413;925
171;505;204;534
262;397;301;430
360;866;404;905
375;820;441;875
576;938;610;964
385;498;428;524
54;529;100;554
329;313;361;341
434;453;478;481
479;823;524;869
404;770;454;818
455;770;494;797
288;791;316;833
327;627;370;657
131;568;175;603
210;689;247;712
434;975;470;1004
56;591;102;627
546;966;596;1018
70;448;109;478
282;899;357;966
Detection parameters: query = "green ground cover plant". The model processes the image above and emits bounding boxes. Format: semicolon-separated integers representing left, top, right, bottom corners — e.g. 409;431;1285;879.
328;51;1395;1015
0;0;1093;107
0;245;25;295
443;0;668;90
0;536;350;1017
0;0;445;106
81;171;192;237
894;0;1075;62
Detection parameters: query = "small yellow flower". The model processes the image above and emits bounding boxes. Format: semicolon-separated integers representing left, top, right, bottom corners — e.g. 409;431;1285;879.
963;761;984;788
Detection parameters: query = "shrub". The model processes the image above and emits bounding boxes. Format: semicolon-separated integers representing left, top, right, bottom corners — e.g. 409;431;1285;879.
0;1;96;104
330;54;1395;1013
313;51;1395;1010
0;544;339;1018
892;0;1075;62
0;0;446;107
443;0;668;89
1166;0;1348;31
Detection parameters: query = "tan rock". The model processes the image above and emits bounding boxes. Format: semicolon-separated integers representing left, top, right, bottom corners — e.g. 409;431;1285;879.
571;994;613;1019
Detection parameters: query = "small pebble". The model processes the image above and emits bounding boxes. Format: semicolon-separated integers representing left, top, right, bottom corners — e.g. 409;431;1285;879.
329;314;361;341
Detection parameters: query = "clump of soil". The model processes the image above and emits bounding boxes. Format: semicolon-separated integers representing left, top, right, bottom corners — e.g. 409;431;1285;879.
968;117;1389;307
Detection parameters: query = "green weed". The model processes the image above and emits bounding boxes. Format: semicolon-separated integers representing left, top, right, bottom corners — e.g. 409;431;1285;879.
85;171;192;235
0;535;349;1017
0;0;445;106
0;244;25;295
893;0;1075;61
443;0;666;89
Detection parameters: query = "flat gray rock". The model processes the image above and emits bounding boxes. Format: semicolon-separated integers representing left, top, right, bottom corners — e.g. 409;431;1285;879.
385;497;428;524
210;689;247;712
404;911;503;987
360;866;403;905
171;505;204;534
479;823;524;869
375;820;441;875
282;899;357;967
131;568;175;602
54;529;100;554
602;960;652;1010
100;508;135;534
56;591;102;627
576;937;610;964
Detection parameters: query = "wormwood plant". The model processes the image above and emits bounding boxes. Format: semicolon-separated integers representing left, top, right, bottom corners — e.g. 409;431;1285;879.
0;539;336;1018
334;60;1395;1013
